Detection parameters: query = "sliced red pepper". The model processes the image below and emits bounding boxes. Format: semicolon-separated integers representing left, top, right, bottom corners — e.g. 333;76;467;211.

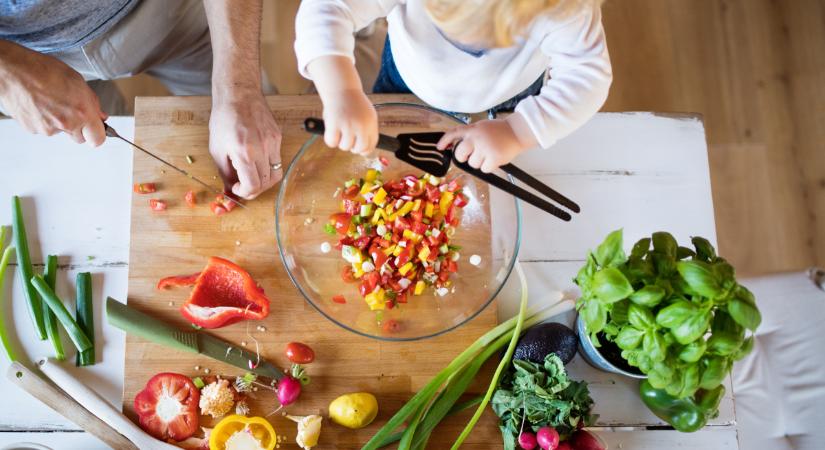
332;294;347;304
158;257;270;329
134;373;199;441
353;235;372;250
134;183;157;194
157;273;200;289
184;190;197;207
149;199;167;211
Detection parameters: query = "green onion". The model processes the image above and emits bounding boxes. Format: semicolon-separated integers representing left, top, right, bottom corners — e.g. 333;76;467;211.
12;197;46;340
377;396;482;448
439;244;449;254
193;377;205;389
0;242;17;362
352;215;363;225
448;245;462;251
323;223;336;235
75;272;94;366
30;275;92;354
42;255;65;361
344;179;357;188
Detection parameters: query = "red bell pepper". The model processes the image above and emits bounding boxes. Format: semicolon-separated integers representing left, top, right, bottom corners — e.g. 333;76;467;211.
134;373;200;441
157;257;270;329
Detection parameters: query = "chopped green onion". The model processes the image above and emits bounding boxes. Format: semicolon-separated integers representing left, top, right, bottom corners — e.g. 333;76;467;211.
448;245;461;251
351;215;363;225
193;377;205;389
12;196;46;340
75;272;94;366
0;244;17;362
42;255;64;361
439;244;449;254
323;223;336;235
30;275;92;354
242;372;257;384
360;204;372;217
344;179;357;188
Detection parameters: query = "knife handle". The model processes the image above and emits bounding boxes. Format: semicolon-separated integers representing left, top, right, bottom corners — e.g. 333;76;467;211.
106;297;199;354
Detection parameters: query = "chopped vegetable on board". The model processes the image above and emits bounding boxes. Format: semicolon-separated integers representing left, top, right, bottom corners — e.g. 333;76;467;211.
157;257;270;329
149;199;167;211
286;415;322;450
75;272;95;366
185;190;197;207
209;415;277;450
133;183;157;194
134;372;200;441
30;275;92;354
199;379;235;419
0;237;16;361
42;255;64;361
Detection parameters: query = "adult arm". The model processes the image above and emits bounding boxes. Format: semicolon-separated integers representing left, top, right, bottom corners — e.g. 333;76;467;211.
203;0;281;200
0;39;107;146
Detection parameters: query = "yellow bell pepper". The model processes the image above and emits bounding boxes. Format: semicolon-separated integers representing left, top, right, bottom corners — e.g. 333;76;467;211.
412;199;422;211
418;246;431;262
371;208;387;225
424;202;434;218
392;245;404;257
360;181;374;195
364;288;386;310
414;280;426;295
396;201;414;217
383;245;396;256
440;191;454;215
373;187;387;206
353;261;365;278
398;262;413;276
365;168;378;183
210;415;277;450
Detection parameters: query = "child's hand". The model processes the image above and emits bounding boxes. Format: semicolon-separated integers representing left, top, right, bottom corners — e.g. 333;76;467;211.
322;88;378;155
437;119;532;173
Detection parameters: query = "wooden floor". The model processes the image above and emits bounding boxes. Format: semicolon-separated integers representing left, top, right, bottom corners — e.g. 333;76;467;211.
115;0;825;277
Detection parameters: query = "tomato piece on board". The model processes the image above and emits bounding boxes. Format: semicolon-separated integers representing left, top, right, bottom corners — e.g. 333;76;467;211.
332;294;347;304
134;183;157;194
330;213;352;235
134;373;200;441
285;342;315;364
149;199;167;211
210;201;228;215
184;190;197;207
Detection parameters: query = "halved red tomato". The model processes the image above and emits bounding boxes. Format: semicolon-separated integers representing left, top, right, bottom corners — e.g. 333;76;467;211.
329;213;352;235
134;373;199;441
184;190;197;207
149;199;167;211
134;183;157;194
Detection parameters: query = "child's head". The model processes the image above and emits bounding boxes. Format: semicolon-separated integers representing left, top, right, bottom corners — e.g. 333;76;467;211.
425;0;601;48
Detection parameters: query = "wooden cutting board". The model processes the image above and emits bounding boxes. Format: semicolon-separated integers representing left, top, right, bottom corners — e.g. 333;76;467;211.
124;95;501;449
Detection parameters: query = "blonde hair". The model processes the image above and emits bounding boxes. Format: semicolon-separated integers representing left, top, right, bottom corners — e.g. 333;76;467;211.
425;0;602;48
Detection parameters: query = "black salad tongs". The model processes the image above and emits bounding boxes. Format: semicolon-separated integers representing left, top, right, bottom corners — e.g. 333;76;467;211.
303;117;579;221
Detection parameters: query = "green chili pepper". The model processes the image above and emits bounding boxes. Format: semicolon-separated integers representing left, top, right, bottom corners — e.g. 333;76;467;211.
639;379;725;432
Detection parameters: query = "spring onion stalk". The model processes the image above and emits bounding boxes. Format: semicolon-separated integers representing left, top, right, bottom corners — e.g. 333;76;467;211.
378;397;484;448
363;260;574;450
12;196;46;339
450;263;530;449
42;255;64;360
75;272;94;366
0;245;17;362
30;275;92;354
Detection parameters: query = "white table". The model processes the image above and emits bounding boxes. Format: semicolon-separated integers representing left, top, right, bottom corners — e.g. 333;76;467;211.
0;113;739;449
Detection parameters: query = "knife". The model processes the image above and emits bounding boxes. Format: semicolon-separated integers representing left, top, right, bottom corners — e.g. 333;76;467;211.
104;122;247;210
106;297;283;380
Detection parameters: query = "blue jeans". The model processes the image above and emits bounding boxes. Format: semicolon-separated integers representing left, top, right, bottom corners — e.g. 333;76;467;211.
372;36;544;115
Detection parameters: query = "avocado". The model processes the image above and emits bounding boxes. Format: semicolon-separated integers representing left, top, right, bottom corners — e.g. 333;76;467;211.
513;322;578;365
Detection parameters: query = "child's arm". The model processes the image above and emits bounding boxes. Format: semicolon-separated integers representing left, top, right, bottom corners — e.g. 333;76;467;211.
438;5;613;172
295;0;399;155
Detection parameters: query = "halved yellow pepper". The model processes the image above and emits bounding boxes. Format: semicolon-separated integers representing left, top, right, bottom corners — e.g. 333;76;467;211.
364;288;386;310
210;415;277;450
440;191;454;215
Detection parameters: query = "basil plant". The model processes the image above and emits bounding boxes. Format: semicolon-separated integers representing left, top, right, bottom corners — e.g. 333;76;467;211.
575;230;761;399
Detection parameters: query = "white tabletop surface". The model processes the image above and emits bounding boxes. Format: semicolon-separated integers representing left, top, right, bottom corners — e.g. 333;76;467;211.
0;113;739;449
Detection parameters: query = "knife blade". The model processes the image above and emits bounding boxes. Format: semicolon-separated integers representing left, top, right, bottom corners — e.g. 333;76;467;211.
104;122;247;210
106;297;283;380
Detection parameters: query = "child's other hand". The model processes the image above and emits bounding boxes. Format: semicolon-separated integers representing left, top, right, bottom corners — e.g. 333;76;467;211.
437;119;532;173
322;89;378;156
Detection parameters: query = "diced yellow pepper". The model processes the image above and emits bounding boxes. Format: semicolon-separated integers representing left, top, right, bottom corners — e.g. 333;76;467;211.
386;203;395;215
383;245;396;256
353;261;365;278
373;187;387;205
393;245;404;257
402;229;417;240
365;168;378;183
396;201;414;217
360;181;373;195
418;246;431;262
414;280;426;295
440;191;455;215
424;202;434;218
364;288;386;310
398;262;414;276
412;199;422;212
371;208;387;225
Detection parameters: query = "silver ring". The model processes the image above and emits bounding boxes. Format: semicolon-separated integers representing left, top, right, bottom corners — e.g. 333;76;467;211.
271;163;282;171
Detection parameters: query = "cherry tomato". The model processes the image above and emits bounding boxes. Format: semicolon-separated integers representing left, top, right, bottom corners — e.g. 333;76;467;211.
331;294;346;304
341;266;357;283
149;199;167;211
184;190;196;207
329;213;352;235
216;194;239;211
285;342;315;364
134;183;157;194
342;184;360;200
382;319;402;333
210;201;228;215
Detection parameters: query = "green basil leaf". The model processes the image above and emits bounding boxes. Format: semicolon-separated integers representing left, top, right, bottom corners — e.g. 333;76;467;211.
699;356;729;390
575;253;597;288
629;285;666;307
594;228;627;268
628;303;656;329
666;364;700;399
677;246;696;260
630;237;651;260
707;333;742;356
581;300;607;335
728;298;761;331
652;251;676;277
592;267;634;303
603;322;620;338
678;339;707;363
611;299;630;325
643;331;667;362
652;232;678;258
671;310;712;345
691;236;716;262
627;258;655;284
676;260;724;298
732;336;754;361
647;360;675;389
656;300;698;329
616;326;645;350
712;261;736;287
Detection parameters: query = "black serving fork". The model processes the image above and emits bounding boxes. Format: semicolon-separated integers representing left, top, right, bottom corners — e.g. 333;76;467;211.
303;117;579;221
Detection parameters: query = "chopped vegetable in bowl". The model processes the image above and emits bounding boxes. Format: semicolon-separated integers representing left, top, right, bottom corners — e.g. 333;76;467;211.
326;169;467;311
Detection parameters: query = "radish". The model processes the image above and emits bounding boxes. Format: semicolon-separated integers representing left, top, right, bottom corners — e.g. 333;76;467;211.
518;431;538;449
570;430;606;450
277;376;302;406
536;427;559;450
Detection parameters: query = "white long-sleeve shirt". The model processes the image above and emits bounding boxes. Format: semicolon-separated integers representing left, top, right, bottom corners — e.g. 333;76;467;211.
295;0;612;149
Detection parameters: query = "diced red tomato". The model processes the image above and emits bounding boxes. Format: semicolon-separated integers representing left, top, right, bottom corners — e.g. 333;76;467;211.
379;156;390;167
332;294;347;304
394;216;411;231
382;319;402;333
425;184;440;202
446;179;461;192
341;266;357;283
210;202;228;216
215;194;238;212
454;193;468;207
411;221;427;236
343;199;360;216
446;260;458;273
396;293;408;304
342;184;360;200
396;247;411;267
353;236;372;250
184;190;196;207
149;199;167;211
369;244;388;268
330;213;352;235
335;236;354;250
134;183;157;194
446;203;458;226
385;299;395;309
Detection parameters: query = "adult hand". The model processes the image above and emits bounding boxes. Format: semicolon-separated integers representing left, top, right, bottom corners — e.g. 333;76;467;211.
208;93;282;200
0;40;107;146
437;118;533;173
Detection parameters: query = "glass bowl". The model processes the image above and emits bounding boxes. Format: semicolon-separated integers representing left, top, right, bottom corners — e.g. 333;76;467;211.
276;103;521;340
